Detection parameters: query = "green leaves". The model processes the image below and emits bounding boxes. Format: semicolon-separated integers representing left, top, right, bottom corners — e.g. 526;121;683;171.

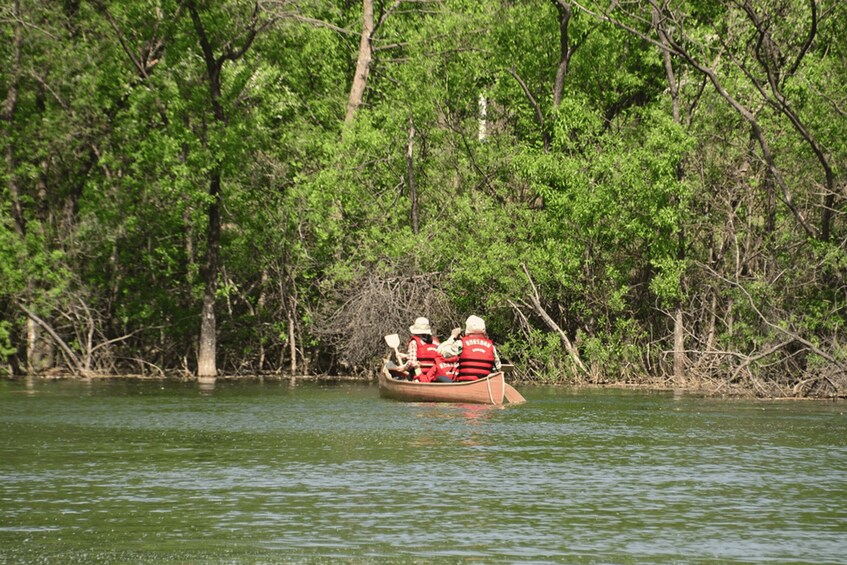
0;0;842;387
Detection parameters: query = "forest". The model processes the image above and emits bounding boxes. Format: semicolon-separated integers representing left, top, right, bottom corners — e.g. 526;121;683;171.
1;0;845;397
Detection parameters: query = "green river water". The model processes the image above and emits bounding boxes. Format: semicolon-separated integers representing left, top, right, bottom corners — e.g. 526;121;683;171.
1;378;845;564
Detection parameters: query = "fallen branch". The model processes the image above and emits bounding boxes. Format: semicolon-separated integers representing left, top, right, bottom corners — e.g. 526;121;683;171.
520;263;589;377
16;302;85;376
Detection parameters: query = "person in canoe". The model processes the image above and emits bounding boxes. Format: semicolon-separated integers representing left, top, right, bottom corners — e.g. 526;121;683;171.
436;315;502;381
419;352;460;383
393;317;441;380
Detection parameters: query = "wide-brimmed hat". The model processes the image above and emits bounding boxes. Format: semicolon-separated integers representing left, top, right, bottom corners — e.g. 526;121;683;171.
409;317;432;335
464;315;486;334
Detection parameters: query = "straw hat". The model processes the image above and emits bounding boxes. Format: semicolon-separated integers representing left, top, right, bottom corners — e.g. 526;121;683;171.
409;317;432;335
464;315;486;335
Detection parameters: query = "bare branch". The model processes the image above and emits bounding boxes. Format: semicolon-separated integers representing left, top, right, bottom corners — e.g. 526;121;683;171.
90;0;149;78
700;263;847;372
508;67;549;152
520;263;588;376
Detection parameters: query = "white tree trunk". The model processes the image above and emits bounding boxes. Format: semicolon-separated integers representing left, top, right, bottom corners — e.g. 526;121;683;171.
197;293;217;379
344;0;374;123
478;93;487;141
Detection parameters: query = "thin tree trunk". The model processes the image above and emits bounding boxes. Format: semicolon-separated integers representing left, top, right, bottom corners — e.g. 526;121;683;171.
673;308;686;384
186;0;265;379
257;269;267;370
288;309;297;375
26;319;39;373
478;93;487;141
738;1;837;242
3;0;24;237
509;67;549;152
345;0;374;123
197;171;221;379
551;0;573;108
653;4;687;384
407;118;418;234
706;293;717;352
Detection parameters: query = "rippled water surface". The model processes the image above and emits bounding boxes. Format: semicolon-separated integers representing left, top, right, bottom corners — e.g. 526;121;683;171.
1;378;845;563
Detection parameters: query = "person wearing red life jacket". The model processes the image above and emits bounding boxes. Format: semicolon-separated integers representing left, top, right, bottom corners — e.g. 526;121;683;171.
418;353;460;383
436;315;501;381
397;317;440;380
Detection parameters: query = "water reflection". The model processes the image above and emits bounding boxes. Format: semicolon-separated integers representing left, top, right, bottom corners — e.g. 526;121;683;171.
455;402;500;422
410;402;500;423
198;377;216;395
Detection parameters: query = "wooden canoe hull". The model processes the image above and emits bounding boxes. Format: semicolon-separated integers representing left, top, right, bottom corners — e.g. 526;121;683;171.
379;365;511;405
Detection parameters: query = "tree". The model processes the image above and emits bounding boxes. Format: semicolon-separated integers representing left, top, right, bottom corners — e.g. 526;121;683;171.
180;0;275;378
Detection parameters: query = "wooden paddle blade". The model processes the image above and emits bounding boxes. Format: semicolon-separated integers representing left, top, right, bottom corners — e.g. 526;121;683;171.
384;334;400;349
504;383;526;404
384;333;404;364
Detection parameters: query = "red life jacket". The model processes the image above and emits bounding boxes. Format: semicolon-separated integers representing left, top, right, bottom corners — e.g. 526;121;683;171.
409;335;440;372
419;355;459;382
457;334;495;381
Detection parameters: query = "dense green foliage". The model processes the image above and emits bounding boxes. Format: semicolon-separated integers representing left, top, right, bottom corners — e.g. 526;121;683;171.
2;0;845;395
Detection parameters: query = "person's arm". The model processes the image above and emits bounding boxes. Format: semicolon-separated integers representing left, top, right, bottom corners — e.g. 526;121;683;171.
402;339;418;370
436;328;462;358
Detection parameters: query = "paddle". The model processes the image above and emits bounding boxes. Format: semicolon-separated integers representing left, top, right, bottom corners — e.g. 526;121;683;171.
496;358;523;403
504;383;526;404
384;333;402;364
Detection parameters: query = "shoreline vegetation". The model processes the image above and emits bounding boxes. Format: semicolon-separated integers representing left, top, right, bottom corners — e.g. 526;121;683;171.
2;2;845;399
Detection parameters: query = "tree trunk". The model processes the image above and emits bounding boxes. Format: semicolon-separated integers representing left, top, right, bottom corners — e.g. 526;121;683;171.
407;118;418;234
197;170;221;379
3;1;47;376
198;291;217;378
2;2;26;236
3;0;25;237
478;93;487;141
551;0;573;108
257;269;267;371
288;309;297;376
653;3;687;385
673;307;686;385
705;292;717;352
186;0;262;380
345;0;374;123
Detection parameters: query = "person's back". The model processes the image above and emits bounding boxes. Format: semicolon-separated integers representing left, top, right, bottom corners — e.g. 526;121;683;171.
405;317;440;378
457;331;495;381
437;315;500;381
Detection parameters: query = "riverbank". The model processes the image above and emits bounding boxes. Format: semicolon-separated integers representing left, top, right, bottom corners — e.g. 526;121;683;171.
4;370;845;400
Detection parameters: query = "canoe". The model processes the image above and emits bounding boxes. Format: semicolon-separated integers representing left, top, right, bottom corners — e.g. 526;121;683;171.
379;362;525;405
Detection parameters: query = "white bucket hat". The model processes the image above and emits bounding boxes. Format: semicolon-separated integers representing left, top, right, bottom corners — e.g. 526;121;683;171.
409;317;432;335
464;315;486;335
